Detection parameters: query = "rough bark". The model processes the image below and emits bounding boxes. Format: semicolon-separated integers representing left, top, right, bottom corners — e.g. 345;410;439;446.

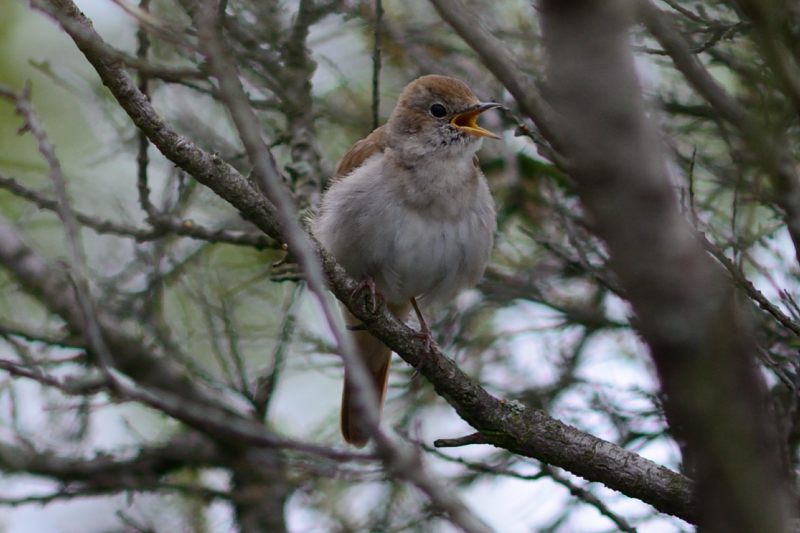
537;1;794;531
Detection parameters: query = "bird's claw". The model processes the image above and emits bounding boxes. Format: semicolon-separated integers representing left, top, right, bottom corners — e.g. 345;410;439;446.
351;276;382;314
410;296;435;357
413;325;435;355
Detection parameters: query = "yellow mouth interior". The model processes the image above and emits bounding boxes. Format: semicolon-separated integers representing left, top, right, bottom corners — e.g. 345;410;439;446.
450;109;499;139
452;110;480;129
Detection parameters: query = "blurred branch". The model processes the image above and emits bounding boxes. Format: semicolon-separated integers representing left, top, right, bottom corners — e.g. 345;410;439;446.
635;19;746;56
30;0;204;82
539;2;793;531
541;465;637;533
0;322;83;348
0;83;118;380
0;432;217;479
734;1;800;116
0;358;105;395
371;0;383;130
0;432;231;503
0;174;278;248
0;214;236;410
254;284;301;419
640;0;800;268
193;5;492;532
135;0;159;223
30;0;703;523
429;0;563;155
700;233;800;337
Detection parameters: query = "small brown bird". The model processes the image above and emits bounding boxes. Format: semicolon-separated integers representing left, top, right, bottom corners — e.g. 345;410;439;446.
314;75;500;447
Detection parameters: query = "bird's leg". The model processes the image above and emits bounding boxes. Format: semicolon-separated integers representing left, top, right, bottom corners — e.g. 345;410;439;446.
350;276;383;314
410;297;434;354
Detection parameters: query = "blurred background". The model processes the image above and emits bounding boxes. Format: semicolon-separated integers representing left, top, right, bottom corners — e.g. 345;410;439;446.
1;1;797;531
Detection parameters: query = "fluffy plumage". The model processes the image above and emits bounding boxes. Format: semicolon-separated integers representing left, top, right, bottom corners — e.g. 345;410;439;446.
314;75;498;446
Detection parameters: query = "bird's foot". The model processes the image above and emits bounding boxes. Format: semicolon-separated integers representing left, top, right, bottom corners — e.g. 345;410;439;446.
351;276;382;314
410;297;435;357
413;323;435;355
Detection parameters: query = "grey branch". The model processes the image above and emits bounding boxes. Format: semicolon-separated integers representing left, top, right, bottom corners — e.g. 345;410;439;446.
639;0;800;268
192;5;493;532
26;0;703;524
538;2;793;531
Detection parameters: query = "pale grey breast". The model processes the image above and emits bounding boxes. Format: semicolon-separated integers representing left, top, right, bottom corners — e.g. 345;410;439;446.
314;151;495;306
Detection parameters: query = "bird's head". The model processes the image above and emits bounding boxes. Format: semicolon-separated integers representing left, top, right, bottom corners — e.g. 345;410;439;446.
386;75;502;159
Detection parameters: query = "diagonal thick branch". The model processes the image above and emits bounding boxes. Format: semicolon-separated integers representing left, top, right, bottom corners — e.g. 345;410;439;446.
30;0;699;523
193;5;491;532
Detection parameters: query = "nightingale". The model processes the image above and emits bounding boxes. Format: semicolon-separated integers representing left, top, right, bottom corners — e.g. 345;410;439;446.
313;75;500;447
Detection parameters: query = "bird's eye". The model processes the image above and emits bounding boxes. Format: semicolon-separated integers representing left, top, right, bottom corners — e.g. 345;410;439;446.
429;103;447;118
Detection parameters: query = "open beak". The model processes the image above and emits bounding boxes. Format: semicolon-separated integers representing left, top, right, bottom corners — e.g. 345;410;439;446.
450;102;503;139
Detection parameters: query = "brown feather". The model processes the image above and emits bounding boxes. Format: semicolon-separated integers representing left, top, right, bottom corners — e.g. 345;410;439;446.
340;301;410;447
333;125;387;180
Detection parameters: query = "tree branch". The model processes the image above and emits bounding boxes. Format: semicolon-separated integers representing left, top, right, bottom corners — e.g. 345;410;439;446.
0;173;276;248
639;0;800;268
33;0;701;523
537;2;793;531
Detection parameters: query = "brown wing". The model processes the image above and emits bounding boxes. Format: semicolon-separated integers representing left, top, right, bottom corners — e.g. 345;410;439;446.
333;125;387;180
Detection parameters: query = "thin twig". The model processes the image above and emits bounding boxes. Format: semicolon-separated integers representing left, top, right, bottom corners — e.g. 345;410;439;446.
194;6;493;533
31;0;203;81
700;233;800;336
0;323;83;348
0;173;276;248
542;466;638;533
0;84;117;379
136;0;159;222
32;0;699;522
254;284;302;419
193;3;380;442
0;358;106;395
371;0;383;131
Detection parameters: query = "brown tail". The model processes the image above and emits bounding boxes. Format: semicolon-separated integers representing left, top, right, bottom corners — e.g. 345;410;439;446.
340;302;410;447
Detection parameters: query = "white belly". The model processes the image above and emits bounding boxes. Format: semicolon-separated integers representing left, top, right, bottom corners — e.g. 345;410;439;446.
314;153;495;306
370;203;493;305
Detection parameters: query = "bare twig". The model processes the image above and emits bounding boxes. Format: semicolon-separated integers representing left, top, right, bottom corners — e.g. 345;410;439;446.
639;0;800;267
0;84;117;378
0;358;106;395
194;7;493;533
135;0;159;222
542;466;637;533
434;432;488;448
700;233;800;337
0;173;276;248
30;0;203;81
0;322;83;348
32;0;700;522
429;0;563;150
254;284;302;419
371;0;383;131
